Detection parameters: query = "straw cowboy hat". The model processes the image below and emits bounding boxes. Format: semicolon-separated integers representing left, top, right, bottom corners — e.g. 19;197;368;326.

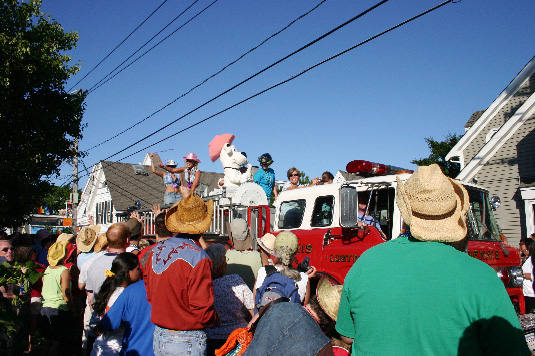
396;164;469;243
165;190;214;234
166;159;177;167
76;225;101;252
57;233;74;243
47;240;73;266
94;233;108;253
257;233;276;255
316;277;343;321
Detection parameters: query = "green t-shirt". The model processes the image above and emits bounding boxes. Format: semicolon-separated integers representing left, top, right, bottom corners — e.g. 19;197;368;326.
42;265;69;311
225;249;262;291
336;235;530;356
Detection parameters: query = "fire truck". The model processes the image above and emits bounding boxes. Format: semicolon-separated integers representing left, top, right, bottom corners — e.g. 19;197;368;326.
136;160;525;312
270;160;525;313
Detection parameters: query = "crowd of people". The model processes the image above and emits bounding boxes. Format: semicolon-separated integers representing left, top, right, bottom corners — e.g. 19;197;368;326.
0;164;532;355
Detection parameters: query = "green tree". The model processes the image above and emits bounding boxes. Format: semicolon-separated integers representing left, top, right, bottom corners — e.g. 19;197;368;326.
411;133;462;178
0;0;86;228
40;185;81;214
299;171;312;186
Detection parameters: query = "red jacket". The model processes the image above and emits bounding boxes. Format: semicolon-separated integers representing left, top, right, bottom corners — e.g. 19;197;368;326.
144;236;217;330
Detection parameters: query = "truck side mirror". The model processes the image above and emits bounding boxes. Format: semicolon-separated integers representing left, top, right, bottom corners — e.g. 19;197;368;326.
340;185;359;227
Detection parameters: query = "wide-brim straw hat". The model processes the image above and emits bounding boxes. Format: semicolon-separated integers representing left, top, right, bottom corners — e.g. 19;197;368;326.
257;233;276;255
57;233;74;243
396;164;469;242
94;233;108;253
165;193;214;234
47;240;70;266
76;225;101;252
317;277;343;321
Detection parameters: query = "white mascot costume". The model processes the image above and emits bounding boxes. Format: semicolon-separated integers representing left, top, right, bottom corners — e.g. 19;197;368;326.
209;134;252;187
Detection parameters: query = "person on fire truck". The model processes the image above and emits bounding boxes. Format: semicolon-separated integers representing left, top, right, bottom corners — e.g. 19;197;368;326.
356;200;381;230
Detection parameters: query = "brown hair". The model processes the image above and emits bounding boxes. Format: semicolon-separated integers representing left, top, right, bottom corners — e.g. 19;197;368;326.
13;246;35;264
309;295;332;325
155;213;173;238
321;171;334;183
287;167;300;179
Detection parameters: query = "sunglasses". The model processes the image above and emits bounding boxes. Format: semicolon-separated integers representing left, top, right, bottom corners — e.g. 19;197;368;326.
1;247;13;252
290;173;300;177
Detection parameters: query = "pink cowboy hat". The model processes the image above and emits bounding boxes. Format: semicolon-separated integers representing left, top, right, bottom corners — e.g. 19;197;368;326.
183;153;201;163
208;134;235;162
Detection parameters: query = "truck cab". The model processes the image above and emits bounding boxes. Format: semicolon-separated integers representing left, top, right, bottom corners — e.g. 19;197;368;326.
273;172;525;312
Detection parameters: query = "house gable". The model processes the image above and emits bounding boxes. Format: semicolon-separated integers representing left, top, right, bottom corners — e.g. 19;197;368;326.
446;56;535;168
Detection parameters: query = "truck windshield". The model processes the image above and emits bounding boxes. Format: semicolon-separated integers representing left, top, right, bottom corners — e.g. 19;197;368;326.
465;187;501;241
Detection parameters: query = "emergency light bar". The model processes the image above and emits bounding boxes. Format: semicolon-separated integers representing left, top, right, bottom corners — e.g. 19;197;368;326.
346;160;414;175
346;160;387;175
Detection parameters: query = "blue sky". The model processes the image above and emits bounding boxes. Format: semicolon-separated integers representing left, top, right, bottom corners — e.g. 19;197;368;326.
41;0;535;188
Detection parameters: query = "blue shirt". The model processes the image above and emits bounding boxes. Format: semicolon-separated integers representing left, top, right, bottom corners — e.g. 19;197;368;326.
358;212;381;230
77;251;95;270
100;281;155;356
254;168;275;200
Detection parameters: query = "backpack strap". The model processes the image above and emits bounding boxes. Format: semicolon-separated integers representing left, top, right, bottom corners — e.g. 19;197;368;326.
264;265;277;276
287;287;298;299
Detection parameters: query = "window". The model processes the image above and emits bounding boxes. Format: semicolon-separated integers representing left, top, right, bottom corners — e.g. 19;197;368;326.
278;200;306;229
466;188;500;241
357;188;395;239
96;200;113;224
311;196;334;227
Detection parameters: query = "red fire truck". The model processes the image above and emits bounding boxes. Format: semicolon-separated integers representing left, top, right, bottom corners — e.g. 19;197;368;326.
269;161;524;313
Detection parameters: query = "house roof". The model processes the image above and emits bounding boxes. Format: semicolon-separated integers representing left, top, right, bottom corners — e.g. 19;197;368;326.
101;160;164;211
446;56;535;181
464;110;485;130
100;160;224;211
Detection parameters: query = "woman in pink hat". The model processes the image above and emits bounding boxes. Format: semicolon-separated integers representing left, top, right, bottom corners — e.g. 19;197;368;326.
159;152;202;195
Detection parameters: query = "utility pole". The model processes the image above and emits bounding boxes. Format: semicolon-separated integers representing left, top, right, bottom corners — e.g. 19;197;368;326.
72;137;78;232
70;89;82;232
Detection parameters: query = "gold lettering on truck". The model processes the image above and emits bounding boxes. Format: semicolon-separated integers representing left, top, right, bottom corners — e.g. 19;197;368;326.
297;244;313;253
329;255;360;263
467;249;500;260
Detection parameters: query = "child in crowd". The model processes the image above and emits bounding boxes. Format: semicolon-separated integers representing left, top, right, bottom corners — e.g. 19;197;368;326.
41;240;76;356
91;253;142;356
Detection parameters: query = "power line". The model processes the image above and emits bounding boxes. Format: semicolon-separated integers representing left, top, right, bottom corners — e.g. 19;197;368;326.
66;0;455;186
86;0;207;93
67;0;169;92
86;0;328;152
101;0;392;161
113;0;457;162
